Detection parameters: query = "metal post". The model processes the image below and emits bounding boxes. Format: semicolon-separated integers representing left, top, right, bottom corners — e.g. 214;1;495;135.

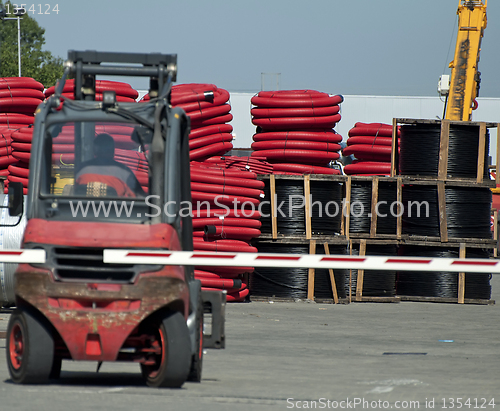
1;8;24;77
17;15;20;76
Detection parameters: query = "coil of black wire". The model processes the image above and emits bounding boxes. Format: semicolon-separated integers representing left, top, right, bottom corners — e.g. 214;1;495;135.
348;244;398;297
250;244;309;299
275;180;306;235
310;181;343;235
399;123;490;179
349;181;397;234
250;243;348;299
402;186;492;239
397;246;492;299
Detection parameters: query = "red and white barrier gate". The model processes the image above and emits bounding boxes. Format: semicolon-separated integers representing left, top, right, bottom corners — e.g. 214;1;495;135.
0;249;45;263
1;249;499;274
103;250;500;274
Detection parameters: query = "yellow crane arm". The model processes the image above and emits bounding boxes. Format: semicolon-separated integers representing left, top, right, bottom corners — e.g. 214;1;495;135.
445;0;487;121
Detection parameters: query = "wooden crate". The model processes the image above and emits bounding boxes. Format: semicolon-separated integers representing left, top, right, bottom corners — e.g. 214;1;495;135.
398;177;498;244
344;176;403;240
347;239;401;303
252;238;350;304
390;118;497;188
396;241;495;305
258;174;347;240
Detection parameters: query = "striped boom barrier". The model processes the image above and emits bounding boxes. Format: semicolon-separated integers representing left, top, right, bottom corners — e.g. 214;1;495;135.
0;249;45;263
103;250;500;274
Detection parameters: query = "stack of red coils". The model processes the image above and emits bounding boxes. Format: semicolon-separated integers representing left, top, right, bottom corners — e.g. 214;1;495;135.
43;79;139;103
343;122;399;176
0;77;45;182
5;81;142;194
190;162;265;301
202;155;274;174
142;84;233;162
250;90;343;175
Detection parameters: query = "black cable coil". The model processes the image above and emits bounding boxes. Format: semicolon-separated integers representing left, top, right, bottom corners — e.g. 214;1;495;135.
349;181;397;234
310;180;343;235
259;179;343;236
250;243;347;299
399;123;490;179
397;246;492;299
275;180;306;235
402;186;492;239
347;245;398;297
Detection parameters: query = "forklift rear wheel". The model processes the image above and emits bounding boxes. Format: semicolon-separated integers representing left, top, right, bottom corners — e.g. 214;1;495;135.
6;308;55;384
141;311;191;388
187;293;203;382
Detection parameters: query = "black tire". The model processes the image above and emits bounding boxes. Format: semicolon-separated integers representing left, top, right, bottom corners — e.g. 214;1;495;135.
6;308;54;384
141;311;191;388
187;293;203;383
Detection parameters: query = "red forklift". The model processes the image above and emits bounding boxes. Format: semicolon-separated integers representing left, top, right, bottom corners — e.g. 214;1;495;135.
4;50;225;387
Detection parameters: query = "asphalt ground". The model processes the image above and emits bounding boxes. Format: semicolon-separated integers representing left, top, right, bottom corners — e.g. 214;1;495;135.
0;276;498;411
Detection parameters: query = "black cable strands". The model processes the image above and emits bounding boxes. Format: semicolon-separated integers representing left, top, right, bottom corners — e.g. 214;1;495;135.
402;186;492;239
400;123;489;179
397;246;492;300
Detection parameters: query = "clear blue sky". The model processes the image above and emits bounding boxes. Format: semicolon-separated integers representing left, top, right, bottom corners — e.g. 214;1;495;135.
27;0;500;97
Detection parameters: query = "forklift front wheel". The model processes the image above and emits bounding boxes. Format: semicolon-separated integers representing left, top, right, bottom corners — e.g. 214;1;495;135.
6;309;55;384
140;311;191;388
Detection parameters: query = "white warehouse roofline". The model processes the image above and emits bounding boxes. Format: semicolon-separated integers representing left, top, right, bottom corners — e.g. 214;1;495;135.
137;90;500;159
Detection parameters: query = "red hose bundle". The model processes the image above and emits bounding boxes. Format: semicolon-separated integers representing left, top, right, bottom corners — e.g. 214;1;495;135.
344;161;392;175
190;161;263;297
251;90;342;131
44;79;139;100
190;170;264;190
252;130;343;143
142;84;234;162
271;163;341;175
343;122;399;175
194;270;242;280
0;77;44;184
0;77;45;129
191;161;258;179
0;77;43;91
193;238;257;252
348;122;396;138
192;208;261;219
251;90;343;173
202;156;274;174
342;144;392;162
192;217;262;230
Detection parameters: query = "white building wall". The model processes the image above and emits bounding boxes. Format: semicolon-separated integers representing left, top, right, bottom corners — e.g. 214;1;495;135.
229;93;500;164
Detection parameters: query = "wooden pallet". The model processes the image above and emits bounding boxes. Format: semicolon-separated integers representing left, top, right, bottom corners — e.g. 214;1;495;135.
398;296;495;305
390;118;497;188
256;234;348;245
259;174;346;239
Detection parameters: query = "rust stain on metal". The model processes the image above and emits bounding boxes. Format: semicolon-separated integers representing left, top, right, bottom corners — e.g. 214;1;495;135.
0;331;6;339
14;268;190;361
